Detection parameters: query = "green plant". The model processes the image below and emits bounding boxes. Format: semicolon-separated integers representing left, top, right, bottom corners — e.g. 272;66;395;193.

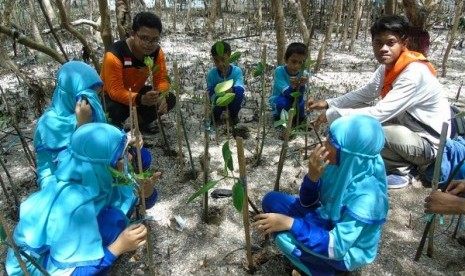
187;141;244;212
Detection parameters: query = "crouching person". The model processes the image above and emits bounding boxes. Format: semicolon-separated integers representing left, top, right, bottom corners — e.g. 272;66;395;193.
6;123;158;275
253;115;389;275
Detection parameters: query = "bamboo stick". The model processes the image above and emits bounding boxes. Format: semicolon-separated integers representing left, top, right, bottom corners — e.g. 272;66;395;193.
236;137;254;270
174;62;184;173
274;109;295;191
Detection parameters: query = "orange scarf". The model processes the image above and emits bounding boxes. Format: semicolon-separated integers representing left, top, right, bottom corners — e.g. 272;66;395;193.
381;50;436;99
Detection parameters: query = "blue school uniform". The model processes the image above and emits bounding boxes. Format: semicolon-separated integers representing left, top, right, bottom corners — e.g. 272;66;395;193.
263;115;389;275
269;65;307;121
34;61;106;188
6;123;138;275
206;64;245;121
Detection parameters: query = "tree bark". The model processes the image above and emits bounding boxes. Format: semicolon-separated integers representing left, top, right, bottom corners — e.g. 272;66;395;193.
273;0;286;65
0;25;66;64
42;0;57;23
441;0;463;77
315;0;343;71
55;0;100;70
97;0;113;51
403;0;439;56
28;0;45;45
349;0;362;52
385;0;395;15
340;0;355;49
207;0;218;40
116;0;131;40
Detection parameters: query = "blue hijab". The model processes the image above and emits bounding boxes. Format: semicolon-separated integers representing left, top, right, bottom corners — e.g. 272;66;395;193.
7;123;136;273
34;61;106;187
317;115;388;224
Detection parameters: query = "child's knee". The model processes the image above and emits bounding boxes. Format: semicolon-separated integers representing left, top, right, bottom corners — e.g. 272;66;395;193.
262;191;282;212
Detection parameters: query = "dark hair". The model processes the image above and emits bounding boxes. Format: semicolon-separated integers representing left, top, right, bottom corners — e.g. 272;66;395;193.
284;42;307;60
370;15;410;39
211;41;231;57
132;12;162;33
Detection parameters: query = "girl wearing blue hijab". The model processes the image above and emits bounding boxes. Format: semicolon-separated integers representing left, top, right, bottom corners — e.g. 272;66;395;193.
6;123;148;275
34;61;107;188
253;115;389;275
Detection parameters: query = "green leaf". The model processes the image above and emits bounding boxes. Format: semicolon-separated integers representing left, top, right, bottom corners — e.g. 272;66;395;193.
214;79;234;95
0;222;6;243
135;169;155;179
166;75;172;84
290;92;302;98
273;119;286;128
144;56;154;70
253;62;264;77
228;52;241;63
232;182;244;212
216;93;235;107
305;59;316;67
109;166;133;186
280;109;289;122
187;181;218;203
152;64;160;73
222;141;234;171
215;41;224;56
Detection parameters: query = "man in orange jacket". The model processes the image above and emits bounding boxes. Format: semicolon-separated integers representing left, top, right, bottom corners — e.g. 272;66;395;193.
101;12;175;133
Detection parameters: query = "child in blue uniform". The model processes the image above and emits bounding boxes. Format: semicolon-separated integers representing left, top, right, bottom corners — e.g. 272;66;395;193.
34;61;107;188
6;123;157;275
253;115;389;275
206;41;245;125
269;42;309;124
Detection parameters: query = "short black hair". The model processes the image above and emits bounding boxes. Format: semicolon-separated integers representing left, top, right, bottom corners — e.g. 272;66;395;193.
370;15;410;39
284;42;307;60
132;12;162;33
211;41;231;57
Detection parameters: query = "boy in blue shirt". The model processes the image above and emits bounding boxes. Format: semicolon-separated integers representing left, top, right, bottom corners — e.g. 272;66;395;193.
270;42;309;125
206;41;245;125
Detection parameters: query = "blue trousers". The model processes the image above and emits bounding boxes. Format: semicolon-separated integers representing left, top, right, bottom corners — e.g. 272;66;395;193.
262;192;347;276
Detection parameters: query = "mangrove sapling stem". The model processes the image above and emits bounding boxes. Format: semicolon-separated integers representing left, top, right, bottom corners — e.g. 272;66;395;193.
414;122;448;261
203;92;211;222
452;215;462;239
254;45;267;167
180;111;196;176
0;173;13;207
274;109;295;192
0;86;36;168
0;158;20;208
174;62;184;173
311;121;323;145
0;212;30;276
132;107;155;275
236;137;254;271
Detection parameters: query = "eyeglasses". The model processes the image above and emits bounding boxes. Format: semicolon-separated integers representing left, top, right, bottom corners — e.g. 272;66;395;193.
135;33;161;45
372;39;400;49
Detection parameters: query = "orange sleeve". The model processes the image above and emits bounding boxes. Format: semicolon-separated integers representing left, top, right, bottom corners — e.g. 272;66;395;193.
152;49;170;94
101;52;139;106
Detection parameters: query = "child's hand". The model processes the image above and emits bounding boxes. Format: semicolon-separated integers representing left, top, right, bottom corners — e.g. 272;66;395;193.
252;213;293;234
136;171;162;198
75;99;92;127
290;76;299;89
108;224;147;257
127;132;144;149
308;144;329;182
299;76;308;86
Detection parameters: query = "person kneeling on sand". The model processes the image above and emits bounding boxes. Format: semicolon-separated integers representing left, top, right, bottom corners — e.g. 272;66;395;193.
253;115;388;275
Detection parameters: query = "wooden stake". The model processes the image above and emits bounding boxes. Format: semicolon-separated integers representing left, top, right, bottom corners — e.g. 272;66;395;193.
414;122;448;261
0;212;30;275
236;137;254;270
203;92;211;222
274;108;295;191
174;62;184;173
254;45;267;166
132;106;155;276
